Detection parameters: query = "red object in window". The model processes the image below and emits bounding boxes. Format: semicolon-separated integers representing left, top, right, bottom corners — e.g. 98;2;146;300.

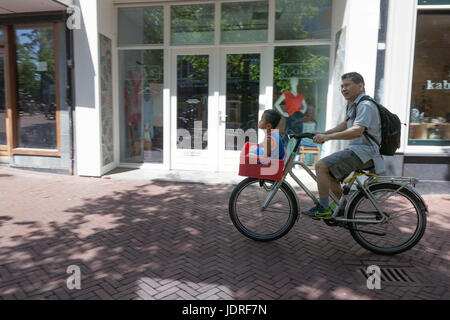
238;143;285;181
284;92;305;116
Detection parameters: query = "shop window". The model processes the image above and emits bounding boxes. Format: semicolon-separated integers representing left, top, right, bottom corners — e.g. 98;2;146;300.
118;7;164;46
409;11;450;146
273;46;330;154
119;50;164;163
171;4;215;45
176;55;209;150
221;1;268;44
275;0;331;41
15;26;57;150
225;54;261;150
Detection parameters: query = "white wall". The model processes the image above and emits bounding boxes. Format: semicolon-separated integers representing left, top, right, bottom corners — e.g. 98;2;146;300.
323;0;380;157
97;0;117;175
74;0;102;176
384;0;417;155
343;0;380;97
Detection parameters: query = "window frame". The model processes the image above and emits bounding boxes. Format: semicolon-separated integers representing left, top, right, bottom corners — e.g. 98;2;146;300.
115;0;333;166
9;22;61;156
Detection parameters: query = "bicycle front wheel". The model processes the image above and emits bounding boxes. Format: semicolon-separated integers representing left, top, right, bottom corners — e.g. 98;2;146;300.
347;183;427;255
228;178;298;242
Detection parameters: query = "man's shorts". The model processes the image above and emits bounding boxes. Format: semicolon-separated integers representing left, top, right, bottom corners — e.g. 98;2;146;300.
321;149;374;182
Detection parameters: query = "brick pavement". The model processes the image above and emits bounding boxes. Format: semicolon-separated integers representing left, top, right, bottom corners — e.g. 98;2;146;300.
0;167;449;300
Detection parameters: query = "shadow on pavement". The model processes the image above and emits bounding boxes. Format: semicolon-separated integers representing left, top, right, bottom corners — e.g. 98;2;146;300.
0;177;449;300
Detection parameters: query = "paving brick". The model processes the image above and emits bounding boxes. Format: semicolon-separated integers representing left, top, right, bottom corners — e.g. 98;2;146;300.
0;166;448;300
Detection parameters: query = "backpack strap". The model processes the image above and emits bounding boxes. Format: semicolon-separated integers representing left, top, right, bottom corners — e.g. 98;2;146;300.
354;95;381;147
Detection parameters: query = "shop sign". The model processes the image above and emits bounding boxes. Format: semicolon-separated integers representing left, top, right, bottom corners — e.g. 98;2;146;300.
426;80;450;90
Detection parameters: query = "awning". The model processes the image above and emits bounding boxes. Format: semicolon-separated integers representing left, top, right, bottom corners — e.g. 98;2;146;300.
0;0;69;14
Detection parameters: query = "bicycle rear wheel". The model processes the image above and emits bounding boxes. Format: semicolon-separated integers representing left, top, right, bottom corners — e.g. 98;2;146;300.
347;183;427;255
228;178;298;242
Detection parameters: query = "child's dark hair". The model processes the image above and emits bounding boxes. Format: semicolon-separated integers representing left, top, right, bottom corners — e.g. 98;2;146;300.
264;109;282;129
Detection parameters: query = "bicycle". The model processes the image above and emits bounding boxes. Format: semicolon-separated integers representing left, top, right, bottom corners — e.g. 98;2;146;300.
228;133;428;255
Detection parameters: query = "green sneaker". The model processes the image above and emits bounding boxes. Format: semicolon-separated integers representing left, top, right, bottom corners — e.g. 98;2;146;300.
330;203;345;217
301;204;333;219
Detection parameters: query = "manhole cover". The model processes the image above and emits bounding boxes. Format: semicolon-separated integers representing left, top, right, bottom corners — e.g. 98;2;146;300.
360;267;417;283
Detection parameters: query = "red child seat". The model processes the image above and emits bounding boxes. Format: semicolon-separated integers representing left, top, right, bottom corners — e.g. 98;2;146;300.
238;142;285;181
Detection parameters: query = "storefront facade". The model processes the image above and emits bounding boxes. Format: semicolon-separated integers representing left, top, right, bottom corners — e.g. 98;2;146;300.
0;1;73;173
77;0;380;177
115;0;334;173
1;0;449;180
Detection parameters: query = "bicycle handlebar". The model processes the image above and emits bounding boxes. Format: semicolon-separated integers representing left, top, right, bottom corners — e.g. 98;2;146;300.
289;133;316;140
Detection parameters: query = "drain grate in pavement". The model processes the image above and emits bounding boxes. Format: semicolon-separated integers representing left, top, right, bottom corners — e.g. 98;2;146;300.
360;267;416;283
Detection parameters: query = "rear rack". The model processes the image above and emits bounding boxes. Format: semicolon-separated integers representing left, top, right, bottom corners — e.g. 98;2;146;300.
364;176;419;189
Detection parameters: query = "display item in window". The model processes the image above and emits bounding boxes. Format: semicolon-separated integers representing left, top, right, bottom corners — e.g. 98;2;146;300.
274;77;308;144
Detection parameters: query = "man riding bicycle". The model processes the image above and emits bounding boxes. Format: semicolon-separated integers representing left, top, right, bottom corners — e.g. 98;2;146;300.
302;72;385;219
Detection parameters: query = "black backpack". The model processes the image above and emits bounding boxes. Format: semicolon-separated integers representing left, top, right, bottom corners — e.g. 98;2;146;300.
353;96;401;156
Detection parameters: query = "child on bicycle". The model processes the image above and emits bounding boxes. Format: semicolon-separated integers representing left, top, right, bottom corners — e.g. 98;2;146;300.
248;110;285;162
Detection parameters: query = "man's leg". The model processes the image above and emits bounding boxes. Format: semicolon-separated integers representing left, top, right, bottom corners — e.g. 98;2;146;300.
302;151;354;219
317;160;343;196
301;160;334;218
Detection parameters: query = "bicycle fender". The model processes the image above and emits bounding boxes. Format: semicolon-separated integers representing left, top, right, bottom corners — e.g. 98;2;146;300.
406;185;429;214
351;182;428;215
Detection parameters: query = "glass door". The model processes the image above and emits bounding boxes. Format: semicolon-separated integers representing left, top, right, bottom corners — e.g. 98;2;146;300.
170;48;219;171
218;48;267;172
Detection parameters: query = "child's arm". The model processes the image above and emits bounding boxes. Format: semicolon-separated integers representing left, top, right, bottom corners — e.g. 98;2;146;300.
265;131;275;157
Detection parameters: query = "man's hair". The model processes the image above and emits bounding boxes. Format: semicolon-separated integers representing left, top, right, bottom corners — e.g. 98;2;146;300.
264;110;282;128
341;72;365;86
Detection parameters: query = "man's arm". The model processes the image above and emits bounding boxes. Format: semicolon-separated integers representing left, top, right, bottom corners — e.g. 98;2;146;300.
317;120;347;135
314;124;365;144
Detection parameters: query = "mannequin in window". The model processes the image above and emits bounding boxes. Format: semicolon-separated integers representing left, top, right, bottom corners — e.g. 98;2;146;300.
274;77;308;144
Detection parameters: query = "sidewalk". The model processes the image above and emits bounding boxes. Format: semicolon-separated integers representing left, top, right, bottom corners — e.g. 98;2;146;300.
0;166;449;300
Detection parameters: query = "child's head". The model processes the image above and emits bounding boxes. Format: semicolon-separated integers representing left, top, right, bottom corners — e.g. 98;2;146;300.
259;110;281;130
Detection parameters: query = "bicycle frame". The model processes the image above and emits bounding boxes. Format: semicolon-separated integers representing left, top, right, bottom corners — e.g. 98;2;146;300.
260;138;421;225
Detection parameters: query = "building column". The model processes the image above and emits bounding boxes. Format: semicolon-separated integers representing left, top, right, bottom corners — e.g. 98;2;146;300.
73;0;102;176
324;0;380;157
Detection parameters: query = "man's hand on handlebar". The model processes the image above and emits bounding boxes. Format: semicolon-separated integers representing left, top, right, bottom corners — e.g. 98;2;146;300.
313;133;329;144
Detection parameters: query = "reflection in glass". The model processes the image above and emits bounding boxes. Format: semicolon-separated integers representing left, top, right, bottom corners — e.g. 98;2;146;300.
273;46;330;150
15;27;57;149
171;4;215;45
0;29;4;43
225;54;260;150
177;55;209;150
119;50;164;163
409;12;450;146
118;7;164;46
275;0;331;41
0;53;6;145
221;1;268;43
